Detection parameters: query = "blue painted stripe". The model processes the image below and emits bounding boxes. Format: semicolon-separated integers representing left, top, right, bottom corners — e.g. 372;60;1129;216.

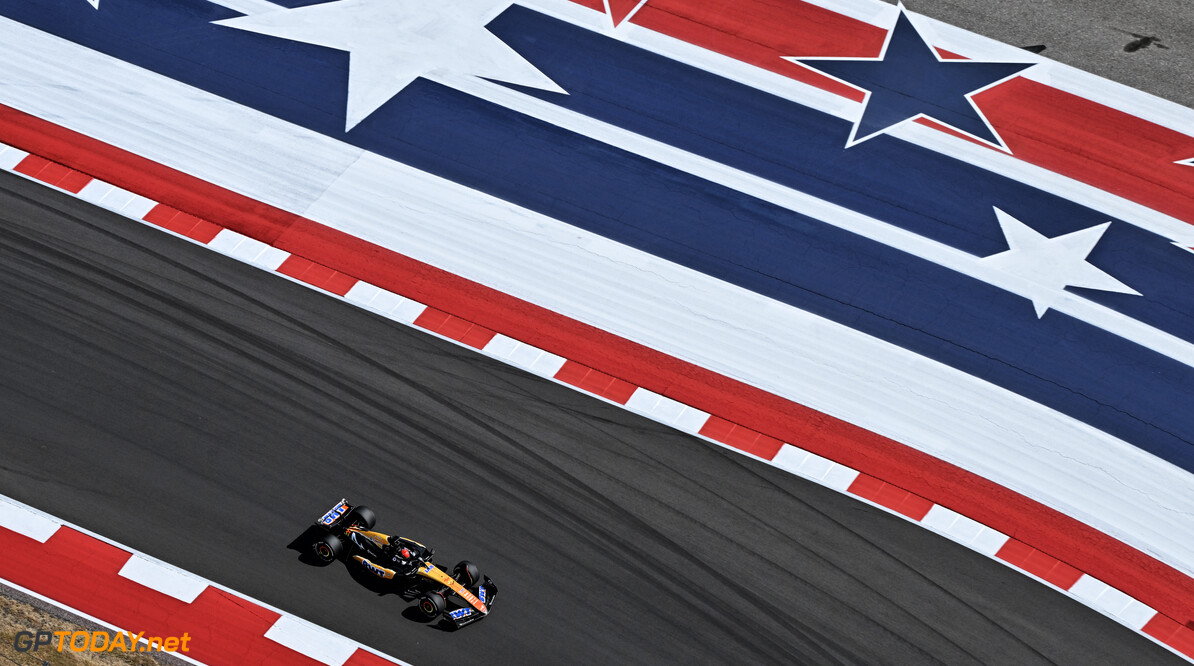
1;1;1191;470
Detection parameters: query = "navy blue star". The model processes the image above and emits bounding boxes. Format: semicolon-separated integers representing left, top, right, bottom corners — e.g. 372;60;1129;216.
790;10;1033;148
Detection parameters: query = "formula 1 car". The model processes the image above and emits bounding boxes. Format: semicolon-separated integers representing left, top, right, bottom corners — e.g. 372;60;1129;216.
310;499;497;629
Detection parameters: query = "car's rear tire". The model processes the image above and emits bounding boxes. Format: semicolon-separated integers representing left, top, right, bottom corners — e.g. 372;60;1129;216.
347;505;376;530
417;591;446;620
453;560;481;587
312;534;344;565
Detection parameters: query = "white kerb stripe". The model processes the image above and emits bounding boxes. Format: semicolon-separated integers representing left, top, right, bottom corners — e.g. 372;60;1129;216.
0;143;29;170
922;504;1010;556
0;498;60;543
121;192;158;220
481;332;522;360
626;388;708;433
118;554;208;603
77;179;116;205
772;445;860;492
1117;601;1160;632
265;614;360;666
208;229;291;271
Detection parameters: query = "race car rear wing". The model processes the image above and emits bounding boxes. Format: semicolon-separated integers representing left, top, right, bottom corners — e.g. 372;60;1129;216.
315;498;352;529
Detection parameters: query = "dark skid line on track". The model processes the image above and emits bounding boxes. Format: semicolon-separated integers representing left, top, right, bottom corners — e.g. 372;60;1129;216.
0;170;1180;664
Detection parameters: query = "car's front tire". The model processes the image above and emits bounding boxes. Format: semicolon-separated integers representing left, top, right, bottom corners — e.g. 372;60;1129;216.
312;533;344;565
453;560;481;588
417;591;446;620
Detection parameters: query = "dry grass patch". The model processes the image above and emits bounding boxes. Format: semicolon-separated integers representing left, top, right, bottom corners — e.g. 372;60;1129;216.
0;592;171;666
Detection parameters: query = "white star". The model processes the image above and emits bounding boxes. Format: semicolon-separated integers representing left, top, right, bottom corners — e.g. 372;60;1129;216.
214;0;565;131
980;208;1140;318
86;0;99;8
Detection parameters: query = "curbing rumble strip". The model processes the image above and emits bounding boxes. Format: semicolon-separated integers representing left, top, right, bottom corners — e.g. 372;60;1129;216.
2;143;1192;662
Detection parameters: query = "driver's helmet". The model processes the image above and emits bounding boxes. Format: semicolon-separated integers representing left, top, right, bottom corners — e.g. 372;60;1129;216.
386;536;413;560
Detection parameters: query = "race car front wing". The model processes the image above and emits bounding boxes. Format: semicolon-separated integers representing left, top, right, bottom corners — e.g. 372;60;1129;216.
446;576;498;629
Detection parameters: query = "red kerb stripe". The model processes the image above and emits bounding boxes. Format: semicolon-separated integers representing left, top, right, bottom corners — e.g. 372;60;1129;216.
848;473;934;521
996;538;1084;590
415;307;498;349
1143;614;1194;659
699;416;785;459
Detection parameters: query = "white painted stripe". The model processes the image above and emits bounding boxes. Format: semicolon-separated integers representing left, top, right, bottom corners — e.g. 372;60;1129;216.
822;464;862;493
118;554;208;603
0;497;60;543
492;337;566;377
388;298;428;325
0;143;30;170
76;178;115;205
671;405;711;435
1071;575;1135;616
481;332;522;360
345;282;422;322
208;229;290;270
1118;601;1160;632
264;615;359;666
773;446;861;492
625;388;711;433
970;526;1012;558
87;183;137;212
1;16;1192;580
121;192;158;220
771;444;812;475
922;504;1010;556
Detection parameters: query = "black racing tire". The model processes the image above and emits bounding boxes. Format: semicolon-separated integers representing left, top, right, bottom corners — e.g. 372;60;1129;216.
312;533;344;565
453;560;481;588
347;505;376;530
417;591;446;620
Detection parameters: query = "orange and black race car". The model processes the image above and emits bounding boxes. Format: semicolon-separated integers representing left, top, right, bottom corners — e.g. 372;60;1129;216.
310;499;497;629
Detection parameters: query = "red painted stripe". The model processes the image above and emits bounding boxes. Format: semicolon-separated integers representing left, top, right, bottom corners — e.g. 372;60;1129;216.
0;104;1192;630
995;538;1084;590
1143;614;1194;659
0;526;321;665
143;204;222;244
621;0;1194;227
978;78;1194;225
16;154;68;183
847;473;934;521
57;169;94;194
415;307;498;349
13;154;94;193
608;0;641;26
277;256;358;296
698;416;784;459
629;0;881;101
554;360;637;404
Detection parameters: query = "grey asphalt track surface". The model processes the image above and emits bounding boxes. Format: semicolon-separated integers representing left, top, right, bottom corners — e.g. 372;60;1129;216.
0;168;1182;665
905;0;1194;108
